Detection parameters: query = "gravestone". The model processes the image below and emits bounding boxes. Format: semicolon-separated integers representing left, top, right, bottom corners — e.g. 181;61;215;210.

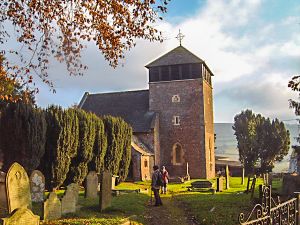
61;185;76;215
0;171;8;216
225;165;230;189
111;175;118;190
44;192;62;220
216;177;223;192
85;171;98;199
99;171;112;211
67;183;79;204
6;162;32;213
30;170;45;203
1;208;39;225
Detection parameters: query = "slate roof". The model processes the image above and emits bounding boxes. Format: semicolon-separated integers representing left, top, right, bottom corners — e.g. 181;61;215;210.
145;45;204;68
79;90;157;133
131;135;154;155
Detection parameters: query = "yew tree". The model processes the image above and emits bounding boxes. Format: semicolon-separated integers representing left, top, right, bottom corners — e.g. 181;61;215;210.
0;0;170;96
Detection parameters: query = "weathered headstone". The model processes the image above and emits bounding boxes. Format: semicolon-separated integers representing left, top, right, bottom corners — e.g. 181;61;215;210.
100;171;112;211
225;165;230;189
6;162;32;213
30;170;45;203
241;167;245;185
111;175;118;190
44;192;62;220
1;208;39;225
216;177;223;192
0;171;8;216
67;183;79;204
85;171;98;199
61;186;76;215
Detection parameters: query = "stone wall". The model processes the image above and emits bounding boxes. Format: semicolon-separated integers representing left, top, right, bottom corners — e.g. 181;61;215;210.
149;79;211;178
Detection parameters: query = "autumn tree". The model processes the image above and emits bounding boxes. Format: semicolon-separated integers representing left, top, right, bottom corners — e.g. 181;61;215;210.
0;0;170;96
0;55;34;108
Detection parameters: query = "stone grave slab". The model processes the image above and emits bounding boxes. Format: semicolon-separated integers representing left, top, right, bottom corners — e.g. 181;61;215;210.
6;162;32;213
44;192;61;220
67;183;79;204
216;177;223;192
30;170;45;203
61;186;76;215
85;171;98;199
1;208;39;225
99;171;112;211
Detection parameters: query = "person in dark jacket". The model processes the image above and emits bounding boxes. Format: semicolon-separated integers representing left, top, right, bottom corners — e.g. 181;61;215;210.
151;165;163;206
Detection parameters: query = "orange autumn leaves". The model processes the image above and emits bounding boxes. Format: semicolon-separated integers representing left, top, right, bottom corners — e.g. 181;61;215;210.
0;0;170;96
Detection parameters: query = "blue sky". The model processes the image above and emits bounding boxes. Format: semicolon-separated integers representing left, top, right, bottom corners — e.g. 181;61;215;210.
19;0;300;123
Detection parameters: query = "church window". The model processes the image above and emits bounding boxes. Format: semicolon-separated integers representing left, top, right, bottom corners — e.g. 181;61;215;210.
172;143;183;165
172;116;180;125
144;160;148;168
172;95;180;103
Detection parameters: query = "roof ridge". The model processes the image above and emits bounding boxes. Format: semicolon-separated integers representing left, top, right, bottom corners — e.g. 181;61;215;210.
89;89;149;96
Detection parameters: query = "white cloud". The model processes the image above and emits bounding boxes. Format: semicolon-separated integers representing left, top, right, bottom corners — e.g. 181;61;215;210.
33;0;299;123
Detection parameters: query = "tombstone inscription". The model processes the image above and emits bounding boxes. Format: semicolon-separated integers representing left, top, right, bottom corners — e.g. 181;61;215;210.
6;162;32;213
30;170;45;203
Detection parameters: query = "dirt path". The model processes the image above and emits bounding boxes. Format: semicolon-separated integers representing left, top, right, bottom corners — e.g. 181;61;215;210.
143;196;198;225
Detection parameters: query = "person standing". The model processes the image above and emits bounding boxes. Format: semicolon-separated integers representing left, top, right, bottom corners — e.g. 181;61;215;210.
151;165;163;206
161;166;169;194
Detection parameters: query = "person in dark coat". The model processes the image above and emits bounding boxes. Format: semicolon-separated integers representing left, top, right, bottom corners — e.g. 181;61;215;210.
151;165;163;206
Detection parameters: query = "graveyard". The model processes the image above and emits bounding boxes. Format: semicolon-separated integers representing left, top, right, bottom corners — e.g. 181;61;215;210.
1;161;284;225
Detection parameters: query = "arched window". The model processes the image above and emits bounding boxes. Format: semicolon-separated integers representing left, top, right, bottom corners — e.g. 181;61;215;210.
172;143;184;165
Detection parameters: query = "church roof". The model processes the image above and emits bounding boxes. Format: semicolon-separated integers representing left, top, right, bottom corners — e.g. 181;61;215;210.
79;90;157;133
145;45;204;68
131;135;154;155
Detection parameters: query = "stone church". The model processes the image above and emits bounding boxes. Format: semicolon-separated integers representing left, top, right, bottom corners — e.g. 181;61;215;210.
79;45;215;180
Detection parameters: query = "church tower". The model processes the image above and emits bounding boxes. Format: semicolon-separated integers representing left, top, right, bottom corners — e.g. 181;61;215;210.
146;45;215;179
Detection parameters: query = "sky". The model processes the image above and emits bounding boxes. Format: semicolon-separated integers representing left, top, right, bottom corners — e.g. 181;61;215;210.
30;0;300;123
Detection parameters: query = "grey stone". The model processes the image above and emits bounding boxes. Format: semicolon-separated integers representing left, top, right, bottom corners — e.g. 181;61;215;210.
85;171;98;199
111;175;118;190
67;183;79;204
6;162;32;213
30;170;45;203
216;177;223;192
61;185;76;215
1;208;40;225
43;192;61;220
99;171;112;211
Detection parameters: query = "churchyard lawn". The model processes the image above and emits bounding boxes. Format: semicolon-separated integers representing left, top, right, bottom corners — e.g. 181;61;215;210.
40;177;276;225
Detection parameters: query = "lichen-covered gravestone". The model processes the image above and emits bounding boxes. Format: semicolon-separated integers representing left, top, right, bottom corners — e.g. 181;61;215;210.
85;171;98;199
44;192;62;220
61;184;76;215
99;171;112;211
30;170;45;203
1;208;39;225
6;162;32;213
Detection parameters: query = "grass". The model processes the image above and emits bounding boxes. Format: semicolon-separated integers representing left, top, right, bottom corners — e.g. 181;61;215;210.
39;176;276;225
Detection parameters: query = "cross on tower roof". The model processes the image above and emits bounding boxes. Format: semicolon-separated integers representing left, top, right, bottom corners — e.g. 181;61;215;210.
176;29;185;46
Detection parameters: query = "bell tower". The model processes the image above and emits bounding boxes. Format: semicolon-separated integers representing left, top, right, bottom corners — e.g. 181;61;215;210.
145;45;215;179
